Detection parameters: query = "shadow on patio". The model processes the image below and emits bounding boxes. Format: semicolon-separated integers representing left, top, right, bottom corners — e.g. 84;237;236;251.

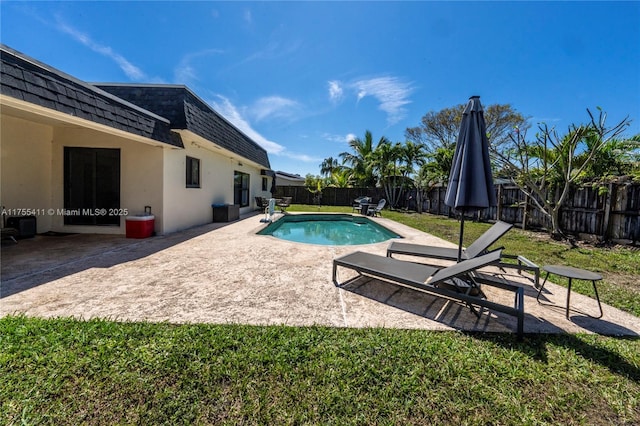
1;212;261;298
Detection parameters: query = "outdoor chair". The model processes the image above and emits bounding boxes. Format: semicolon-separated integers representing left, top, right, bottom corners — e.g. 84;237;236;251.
276;197;292;212
1;206;19;243
352;196;371;213
366;199;386;217
386;221;540;287
1;227;18;243
255;197;273;213
333;249;524;337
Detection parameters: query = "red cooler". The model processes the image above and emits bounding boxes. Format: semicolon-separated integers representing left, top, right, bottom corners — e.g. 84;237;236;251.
125;214;155;238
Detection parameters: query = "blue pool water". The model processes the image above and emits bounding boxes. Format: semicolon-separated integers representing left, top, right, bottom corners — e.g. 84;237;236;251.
258;214;401;245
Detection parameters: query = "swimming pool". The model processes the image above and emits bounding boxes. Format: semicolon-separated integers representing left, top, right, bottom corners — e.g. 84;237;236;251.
258;214;402;245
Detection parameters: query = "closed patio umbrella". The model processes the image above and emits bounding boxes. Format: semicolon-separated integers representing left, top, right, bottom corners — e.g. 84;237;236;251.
444;96;497;262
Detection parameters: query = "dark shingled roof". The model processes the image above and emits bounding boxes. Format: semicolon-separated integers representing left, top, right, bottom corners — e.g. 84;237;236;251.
95;84;271;169
0;45;182;148
276;170;304;180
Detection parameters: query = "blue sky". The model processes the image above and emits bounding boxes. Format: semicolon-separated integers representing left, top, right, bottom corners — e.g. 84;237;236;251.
2;1;639;177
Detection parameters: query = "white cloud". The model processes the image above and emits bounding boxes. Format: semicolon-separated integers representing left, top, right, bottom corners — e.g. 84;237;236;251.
174;65;196;85
250;96;300;122
283;152;322;162
55;17;146;81
211;95;285;154
532;117;562;124
242;40;303;65
323;132;356;144
328;81;344;102
211;96;321;164
174;49;224;85
350;76;414;125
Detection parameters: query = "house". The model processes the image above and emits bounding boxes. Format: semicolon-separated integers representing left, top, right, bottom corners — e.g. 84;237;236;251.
1;44;274;236
275;171;306;187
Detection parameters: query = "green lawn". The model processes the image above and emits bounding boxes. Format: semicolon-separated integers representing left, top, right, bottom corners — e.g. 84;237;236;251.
2;206;639;425
2;316;639;425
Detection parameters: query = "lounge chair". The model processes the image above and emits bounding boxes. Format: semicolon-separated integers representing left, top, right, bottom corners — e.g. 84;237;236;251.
333;249;524;337
366;199;386;217
386;221;540;287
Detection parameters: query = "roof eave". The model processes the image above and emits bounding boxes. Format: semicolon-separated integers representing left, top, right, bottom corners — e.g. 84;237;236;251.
1;94;180;149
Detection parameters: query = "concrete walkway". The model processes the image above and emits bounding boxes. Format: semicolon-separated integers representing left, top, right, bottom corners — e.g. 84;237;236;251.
2;213;639;336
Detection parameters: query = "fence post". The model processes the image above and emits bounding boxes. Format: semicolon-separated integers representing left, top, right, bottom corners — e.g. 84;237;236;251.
496;184;503;222
601;182;615;241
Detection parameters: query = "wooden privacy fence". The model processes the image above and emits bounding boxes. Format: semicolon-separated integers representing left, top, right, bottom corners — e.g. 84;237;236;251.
274;182;640;242
422;183;640;242
274;186;387;207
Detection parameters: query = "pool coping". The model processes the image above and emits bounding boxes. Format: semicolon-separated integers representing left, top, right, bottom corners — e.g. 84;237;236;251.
256;212;402;245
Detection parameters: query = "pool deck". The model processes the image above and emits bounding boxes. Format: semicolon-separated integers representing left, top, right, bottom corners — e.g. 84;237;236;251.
2;212;639;336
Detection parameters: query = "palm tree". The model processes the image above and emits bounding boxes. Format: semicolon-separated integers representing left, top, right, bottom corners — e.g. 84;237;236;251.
576;133;640;180
423;145;455;186
328;168;351;188
371;140;403;208
319;157;341;177
401;141;428;211
339;131;380;188
401;141;428;177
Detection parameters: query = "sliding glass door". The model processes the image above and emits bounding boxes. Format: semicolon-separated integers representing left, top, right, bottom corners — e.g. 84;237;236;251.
64;147;120;225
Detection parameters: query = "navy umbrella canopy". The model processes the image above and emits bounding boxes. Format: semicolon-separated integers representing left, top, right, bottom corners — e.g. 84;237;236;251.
444;96;497;262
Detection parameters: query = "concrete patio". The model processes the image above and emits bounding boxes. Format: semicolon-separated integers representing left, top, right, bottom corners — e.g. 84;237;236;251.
2;212;639;337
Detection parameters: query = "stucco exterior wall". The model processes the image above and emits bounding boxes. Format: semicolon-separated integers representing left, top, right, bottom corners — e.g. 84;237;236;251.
50;127;164;235
2;117;270;237
1;118;270;237
1;115;54;233
161;136;269;234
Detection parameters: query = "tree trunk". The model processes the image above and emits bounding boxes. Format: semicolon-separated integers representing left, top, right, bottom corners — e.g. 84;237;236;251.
550;206;563;239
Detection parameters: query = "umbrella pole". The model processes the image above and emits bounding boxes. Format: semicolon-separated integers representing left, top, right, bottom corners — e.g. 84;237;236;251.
458;214;465;263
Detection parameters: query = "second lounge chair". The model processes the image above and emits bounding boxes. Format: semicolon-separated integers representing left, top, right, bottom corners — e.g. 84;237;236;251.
333;249;524;337
388;220;513;261
386;221;540;287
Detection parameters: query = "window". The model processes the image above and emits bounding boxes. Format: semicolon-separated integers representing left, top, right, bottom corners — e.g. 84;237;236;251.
234;171;250;207
64;147;120;226
262;177;268;191
186;156;200;188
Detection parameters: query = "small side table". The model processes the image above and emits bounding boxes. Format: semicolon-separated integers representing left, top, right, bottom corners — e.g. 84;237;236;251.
537;265;603;319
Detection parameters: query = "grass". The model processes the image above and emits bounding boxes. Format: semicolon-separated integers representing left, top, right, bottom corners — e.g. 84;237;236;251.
2;204;639;425
2;316;639;425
